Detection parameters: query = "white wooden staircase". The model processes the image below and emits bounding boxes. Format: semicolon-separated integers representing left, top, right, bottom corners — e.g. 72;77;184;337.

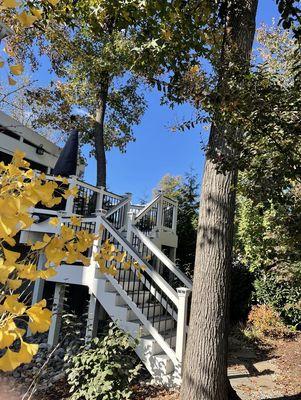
23;177;192;386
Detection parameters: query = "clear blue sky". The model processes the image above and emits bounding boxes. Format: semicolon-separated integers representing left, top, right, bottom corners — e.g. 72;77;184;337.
81;0;279;203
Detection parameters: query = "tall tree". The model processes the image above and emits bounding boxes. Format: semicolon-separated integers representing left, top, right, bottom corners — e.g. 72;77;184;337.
180;2;258;399
8;10;148;187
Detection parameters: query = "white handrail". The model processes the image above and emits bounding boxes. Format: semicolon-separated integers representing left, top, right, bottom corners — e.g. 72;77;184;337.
131;226;192;290
134;195;161;222
100;216;179;306
105;196;130;218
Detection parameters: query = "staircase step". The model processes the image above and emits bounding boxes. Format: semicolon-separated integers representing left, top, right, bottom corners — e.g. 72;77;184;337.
154;353;175;375
115;303;164;321
105;280;142;293
132;315;175;335
115;291;151;306
142;328;177;350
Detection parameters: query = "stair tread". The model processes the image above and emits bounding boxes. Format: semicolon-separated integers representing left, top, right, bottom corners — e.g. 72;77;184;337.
142;328;177;340
131;315;174;325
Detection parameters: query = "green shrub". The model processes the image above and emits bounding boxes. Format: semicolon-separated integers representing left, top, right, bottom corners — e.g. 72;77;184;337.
253;272;301;328
66;323;141;400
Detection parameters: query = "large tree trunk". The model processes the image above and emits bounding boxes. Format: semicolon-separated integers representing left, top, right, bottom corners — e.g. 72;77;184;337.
94;82;109;188
180;1;258;400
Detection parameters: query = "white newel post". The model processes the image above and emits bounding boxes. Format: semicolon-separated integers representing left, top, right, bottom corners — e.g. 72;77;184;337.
47;283;66;347
85;293;100;343
172;201;178;232
156;192;163;228
96;186;105;211
176;287;191;363
124;192;132;229
126;211;135;243
65;175;77;214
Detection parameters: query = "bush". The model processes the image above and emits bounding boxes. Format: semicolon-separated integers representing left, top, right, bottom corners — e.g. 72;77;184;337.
66;323;141;400
254;272;301;328
247;305;292;338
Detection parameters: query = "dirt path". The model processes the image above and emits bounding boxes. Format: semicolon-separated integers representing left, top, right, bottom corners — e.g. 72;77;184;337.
133;334;301;400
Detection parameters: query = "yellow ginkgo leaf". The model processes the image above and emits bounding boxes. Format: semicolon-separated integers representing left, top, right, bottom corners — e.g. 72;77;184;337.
123;261;132;270
115;251;126;263
49;217;59;226
38;267;56;279
1;0;19;9
26;301;52;334
70;216;81;226
47;0;60;5
31;8;43;18
0;61;4;68
31;233;51;250
16;11;38;28
4;248;20;265
17;341;38;364
0;348;22;371
0;321;25;350
9;64;24;76
7;279;22;290
3;295;26;316
8;76;16;86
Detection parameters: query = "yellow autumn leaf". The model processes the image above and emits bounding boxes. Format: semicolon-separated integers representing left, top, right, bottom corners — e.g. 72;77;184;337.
0;265;14;284
123;261;132;270
49;217;59;226
3;295;26;315
26;301;52;334
17;341;39;364
47;0;60;5
8;76;17;86
17;264;39;281
3;248;20;265
1;0;19;9
0;348;22;371
38;267;56;279
31;8;43;18
9;64;24;76
16;11;38;28
0;321;25;350
115;251;126;263
7;279;22;290
31;233;51;250
70;216;81;226
0;61;4;68
60;225;74;241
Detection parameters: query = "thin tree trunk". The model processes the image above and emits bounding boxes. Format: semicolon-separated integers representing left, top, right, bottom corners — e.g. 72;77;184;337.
180;1;258;400
94;81;109;188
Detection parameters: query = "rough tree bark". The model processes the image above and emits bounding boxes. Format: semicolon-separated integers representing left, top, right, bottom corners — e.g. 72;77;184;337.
180;1;258;400
94;81;109;188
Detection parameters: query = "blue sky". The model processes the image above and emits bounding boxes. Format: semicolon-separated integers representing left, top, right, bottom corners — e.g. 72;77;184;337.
82;0;280;203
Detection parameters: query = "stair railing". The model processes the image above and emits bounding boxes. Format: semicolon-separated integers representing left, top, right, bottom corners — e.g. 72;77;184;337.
99;214;191;365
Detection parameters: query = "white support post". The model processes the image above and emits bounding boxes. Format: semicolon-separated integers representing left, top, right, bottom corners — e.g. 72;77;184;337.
172;202;178;232
47;283;66;347
175;287;191;363
27;253;46;337
126;211;135;244
65;175;77;215
96;186;105;211
85;293;100;343
156;192;163;228
124;192;132;229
